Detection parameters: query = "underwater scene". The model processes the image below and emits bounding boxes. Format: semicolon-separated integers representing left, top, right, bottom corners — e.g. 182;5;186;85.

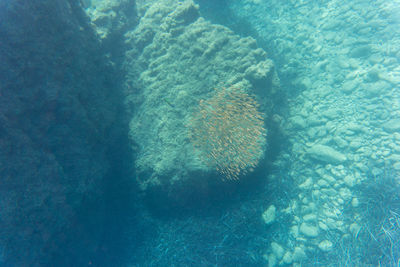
1;0;400;266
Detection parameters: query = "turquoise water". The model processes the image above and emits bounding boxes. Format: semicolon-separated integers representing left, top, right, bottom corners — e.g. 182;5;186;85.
103;0;400;265
1;0;399;266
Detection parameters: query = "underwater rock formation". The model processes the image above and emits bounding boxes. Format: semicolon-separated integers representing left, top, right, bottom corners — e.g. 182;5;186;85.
85;0;137;41
123;0;279;201
0;0;127;265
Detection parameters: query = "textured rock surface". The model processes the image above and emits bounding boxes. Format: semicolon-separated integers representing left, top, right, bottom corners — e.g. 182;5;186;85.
124;0;279;193
229;0;400;265
0;1;129;265
85;0;137;40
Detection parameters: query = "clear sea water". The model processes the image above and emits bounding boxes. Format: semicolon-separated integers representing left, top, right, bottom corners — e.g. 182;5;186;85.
1;0;399;266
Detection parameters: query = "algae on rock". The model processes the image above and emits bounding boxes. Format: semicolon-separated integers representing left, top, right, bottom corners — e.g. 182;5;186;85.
124;0;279;192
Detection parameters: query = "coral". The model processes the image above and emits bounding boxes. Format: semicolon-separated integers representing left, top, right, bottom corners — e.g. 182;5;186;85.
188;86;266;180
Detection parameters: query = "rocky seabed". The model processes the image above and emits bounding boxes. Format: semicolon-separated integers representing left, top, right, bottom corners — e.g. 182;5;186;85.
234;0;400;265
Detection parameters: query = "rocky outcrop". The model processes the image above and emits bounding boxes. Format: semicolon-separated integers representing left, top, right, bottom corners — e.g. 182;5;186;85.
85;0;137;41
0;1;129;265
123;0;279;201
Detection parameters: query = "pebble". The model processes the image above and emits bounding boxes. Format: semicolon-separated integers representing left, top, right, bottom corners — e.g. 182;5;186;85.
299;178;313;189
383;119;400;133
292;247;306;261
351;197;359;207
271;242;284;260
282;251;293;264
319;222;329;231
262;205;276;225
308;144;347;164
291;116;307;128
318;240;333;251
300;222;319;237
394;162;400;170
303;213;317;222
344;175;356;187
341;80;357;94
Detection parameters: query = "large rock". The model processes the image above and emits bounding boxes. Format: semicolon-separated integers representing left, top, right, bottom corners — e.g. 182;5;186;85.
124;0;280;200
0;1;130;265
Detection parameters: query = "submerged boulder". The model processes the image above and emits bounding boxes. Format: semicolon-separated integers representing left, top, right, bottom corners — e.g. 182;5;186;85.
0;0;129;265
124;0;280;203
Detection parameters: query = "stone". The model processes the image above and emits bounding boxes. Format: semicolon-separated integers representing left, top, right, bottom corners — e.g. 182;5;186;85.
323;109;339;119
308;144;347;164
271;242;284;260
299;178;313;189
312;190;320;198
267;254;277;267
322;174;336;184
308;115;326;126
282;251;293;264
292;247;306;261
303;213;317;222
333;136;349;148
290;225;299;238
389;154;400;163
345;122;367;133
262;205;276;225
380;72;400;85
300;223;319;237
317;179;329;187
321;188;338;197
339;187;352;200
319;222;329;231
307;128;318;139
344;175;356;187
324;209;337;218
383;119;400;133
393;162;400;170
341;80;358;94
350;45;372;58
325;218;336;229
365;67;381;83
366;80;390;96
245;59;274;87
351;197;359;207
291;116;307;128
349;140;363;149
318;240;333;251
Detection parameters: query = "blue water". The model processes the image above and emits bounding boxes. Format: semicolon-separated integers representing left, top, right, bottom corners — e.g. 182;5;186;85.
1;0;399;266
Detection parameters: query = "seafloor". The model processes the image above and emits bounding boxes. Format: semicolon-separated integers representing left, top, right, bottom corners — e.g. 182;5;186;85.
0;0;399;266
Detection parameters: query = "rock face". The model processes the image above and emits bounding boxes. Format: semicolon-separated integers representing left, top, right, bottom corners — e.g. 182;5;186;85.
85;0;137;40
0;1;128;265
124;0;279;198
